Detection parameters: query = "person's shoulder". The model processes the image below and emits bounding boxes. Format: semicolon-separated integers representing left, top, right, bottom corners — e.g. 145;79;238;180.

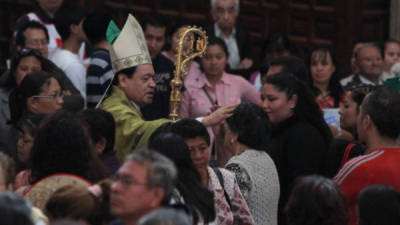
222;72;247;84
91;49;110;59
219;167;238;183
235;24;250;33
234;25;251;40
89;50;111;68
50;49;75;63
334;150;386;184
340;74;355;86
204;23;215;35
286;119;321;135
152;54;174;74
157;53;172;62
247;149;274;162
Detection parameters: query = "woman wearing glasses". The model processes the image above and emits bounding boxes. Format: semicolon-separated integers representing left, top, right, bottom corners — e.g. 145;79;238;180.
9;71;64;125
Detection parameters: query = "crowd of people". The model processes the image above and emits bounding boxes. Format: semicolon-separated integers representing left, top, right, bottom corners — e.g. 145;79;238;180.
0;0;400;225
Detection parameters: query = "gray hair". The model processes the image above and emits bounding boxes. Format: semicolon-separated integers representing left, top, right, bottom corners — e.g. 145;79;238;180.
125;149;177;200
355;42;381;61
0;192;34;225
138;208;192;225
211;0;240;13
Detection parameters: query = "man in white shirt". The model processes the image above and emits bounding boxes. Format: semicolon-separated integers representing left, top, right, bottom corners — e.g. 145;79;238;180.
341;43;384;89
206;0;253;70
50;2;87;101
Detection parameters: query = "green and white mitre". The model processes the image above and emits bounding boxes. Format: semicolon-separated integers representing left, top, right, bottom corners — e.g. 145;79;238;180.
107;13;152;73
96;14;152;108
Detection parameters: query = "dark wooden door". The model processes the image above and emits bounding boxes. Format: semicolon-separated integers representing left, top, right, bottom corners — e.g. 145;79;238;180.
0;0;390;76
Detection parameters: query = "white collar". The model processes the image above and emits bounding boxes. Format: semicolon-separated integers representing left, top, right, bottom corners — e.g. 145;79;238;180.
359;74;383;85
130;100;141;112
214;23;236;39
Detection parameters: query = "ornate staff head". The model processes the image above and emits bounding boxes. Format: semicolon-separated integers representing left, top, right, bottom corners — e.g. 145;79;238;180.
169;26;208;120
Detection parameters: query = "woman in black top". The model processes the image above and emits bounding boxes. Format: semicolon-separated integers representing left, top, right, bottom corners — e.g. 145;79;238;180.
261;72;332;225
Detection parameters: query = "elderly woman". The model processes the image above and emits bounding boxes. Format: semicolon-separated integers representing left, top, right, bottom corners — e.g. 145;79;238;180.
223;102;280;225
171;118;254;225
179;37;260;119
262;72;332;224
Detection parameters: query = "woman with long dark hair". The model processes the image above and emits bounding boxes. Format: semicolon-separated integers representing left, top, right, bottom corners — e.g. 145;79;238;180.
149;132;215;225
262;72;332;225
306;46;344;109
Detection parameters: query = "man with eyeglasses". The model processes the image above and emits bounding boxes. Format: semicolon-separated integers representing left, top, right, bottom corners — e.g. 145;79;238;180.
14;0;87;62
110;150;176;225
15;21;49;58
14;0;64;58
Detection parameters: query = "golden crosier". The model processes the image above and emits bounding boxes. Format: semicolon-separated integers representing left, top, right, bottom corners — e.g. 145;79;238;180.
169;26;208;120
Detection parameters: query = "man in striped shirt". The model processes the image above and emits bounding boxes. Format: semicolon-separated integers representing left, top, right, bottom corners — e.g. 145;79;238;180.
334;87;400;225
83;13;113;108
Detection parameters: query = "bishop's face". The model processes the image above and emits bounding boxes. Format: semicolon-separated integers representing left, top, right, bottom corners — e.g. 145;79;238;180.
118;64;156;106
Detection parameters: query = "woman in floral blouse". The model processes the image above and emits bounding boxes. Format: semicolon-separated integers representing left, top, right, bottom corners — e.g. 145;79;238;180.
172;118;254;225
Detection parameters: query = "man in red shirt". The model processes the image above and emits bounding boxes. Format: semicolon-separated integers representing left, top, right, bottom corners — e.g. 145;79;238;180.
334;87;400;225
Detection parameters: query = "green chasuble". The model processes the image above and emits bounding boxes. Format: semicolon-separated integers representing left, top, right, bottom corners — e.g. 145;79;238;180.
100;86;170;162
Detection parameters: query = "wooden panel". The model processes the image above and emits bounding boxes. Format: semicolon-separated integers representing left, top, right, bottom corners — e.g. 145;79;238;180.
0;0;390;76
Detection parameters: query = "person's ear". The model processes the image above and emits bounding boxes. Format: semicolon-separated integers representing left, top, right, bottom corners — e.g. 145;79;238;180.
230;132;239;144
288;94;298;110
150;187;165;208
93;137;107;155
70;23;79;35
363;114;373;130
118;74;128;89
27;97;38;113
